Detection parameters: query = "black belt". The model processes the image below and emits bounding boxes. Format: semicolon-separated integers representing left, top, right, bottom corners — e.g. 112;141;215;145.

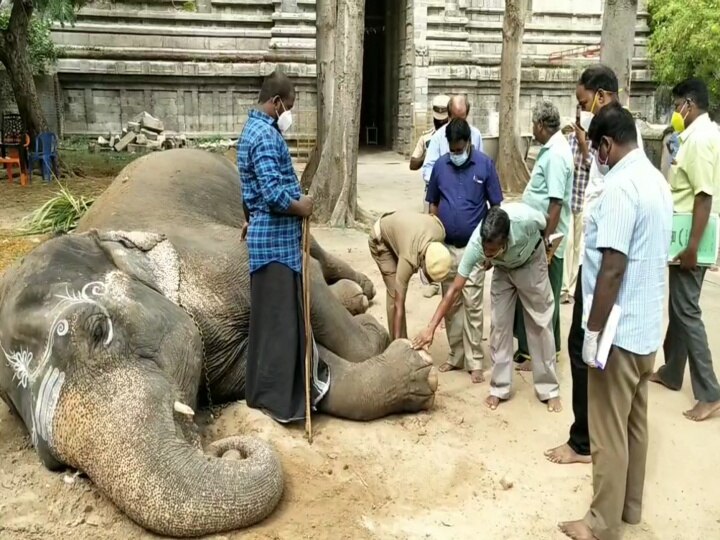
534;238;543;251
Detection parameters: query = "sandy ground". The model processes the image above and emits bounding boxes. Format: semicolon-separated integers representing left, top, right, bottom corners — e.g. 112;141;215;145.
1;150;720;539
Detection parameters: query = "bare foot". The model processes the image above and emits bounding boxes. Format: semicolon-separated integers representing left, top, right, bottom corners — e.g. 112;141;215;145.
544;443;591;464
515;359;532;372
683;400;720;422
547;397;562;413
485;395;501;410
470;369;485;384
438;362;460;373
649;371;678;391
559;520;598;540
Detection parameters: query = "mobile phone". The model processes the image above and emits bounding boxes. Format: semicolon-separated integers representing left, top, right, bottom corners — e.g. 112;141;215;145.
575;105;581;127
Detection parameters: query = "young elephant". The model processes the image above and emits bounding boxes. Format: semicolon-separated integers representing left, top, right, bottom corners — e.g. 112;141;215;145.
0;149;438;538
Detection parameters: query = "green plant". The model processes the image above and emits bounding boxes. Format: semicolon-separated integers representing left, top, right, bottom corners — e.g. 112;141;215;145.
0;9;58;75
648;0;720;114
17;182;94;236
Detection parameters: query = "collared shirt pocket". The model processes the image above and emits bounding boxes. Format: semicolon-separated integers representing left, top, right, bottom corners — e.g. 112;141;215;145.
465;174;487;204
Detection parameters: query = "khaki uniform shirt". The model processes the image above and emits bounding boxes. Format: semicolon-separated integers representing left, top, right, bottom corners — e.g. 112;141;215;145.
411;128;436;160
380;211;446;292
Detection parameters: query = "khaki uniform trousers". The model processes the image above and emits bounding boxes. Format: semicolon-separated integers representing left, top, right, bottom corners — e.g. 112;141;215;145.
368;217;407;339
489;243;559;401
585;346;655;540
441;245;485;371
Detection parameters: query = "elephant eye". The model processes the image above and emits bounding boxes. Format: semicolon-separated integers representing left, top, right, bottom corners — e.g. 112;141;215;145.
88;314;108;347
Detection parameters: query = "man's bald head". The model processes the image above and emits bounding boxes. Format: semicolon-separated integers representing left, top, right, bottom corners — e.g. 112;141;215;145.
448;94;471;120
258;70;295;103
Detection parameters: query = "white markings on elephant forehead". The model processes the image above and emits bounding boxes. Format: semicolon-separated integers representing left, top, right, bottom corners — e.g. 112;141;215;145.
146;240;180;305
34;366;65;448
0;342;33;388
0;279;112;448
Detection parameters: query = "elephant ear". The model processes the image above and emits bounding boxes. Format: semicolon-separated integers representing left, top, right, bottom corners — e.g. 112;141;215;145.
88;229;181;305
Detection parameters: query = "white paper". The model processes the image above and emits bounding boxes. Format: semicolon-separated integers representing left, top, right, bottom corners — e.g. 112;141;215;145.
582;295;621;370
595;305;622;370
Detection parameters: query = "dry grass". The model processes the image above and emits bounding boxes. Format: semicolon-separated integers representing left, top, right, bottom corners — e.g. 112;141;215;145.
0;233;44;274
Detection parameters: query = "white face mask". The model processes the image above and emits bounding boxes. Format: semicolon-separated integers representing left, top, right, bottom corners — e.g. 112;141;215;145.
579;110;594;132
275;98;293;134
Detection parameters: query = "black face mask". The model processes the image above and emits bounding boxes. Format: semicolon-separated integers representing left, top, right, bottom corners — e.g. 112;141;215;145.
434;118;447;131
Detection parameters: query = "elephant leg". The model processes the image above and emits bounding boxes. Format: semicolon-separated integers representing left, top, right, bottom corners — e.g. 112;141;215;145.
310;236;376;300
318;340;438;420
328;279;369;315
309;259;389;361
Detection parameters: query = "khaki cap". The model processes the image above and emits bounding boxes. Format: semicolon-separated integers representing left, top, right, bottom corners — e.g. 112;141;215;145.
432;95;450;121
424;242;452;282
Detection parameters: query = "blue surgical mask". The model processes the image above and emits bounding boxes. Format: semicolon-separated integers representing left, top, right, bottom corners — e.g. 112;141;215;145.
450;152;468;167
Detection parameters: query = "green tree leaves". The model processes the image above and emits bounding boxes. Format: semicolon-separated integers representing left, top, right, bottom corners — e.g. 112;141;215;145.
648;0;720;112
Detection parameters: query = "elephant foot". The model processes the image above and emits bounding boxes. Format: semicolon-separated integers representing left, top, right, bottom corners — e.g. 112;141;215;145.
358;275;376;302
328;279;370;315
319;339;438;421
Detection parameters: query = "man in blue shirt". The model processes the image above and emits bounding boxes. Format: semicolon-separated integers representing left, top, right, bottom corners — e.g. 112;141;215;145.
426;118;503;383
237;70;319;424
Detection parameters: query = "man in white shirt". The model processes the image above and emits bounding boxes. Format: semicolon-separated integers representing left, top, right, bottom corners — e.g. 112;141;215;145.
421;94;484;184
545;64;647;467
560;101;673;540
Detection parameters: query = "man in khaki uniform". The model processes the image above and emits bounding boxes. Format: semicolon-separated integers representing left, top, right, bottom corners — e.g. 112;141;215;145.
409;94;450;174
368;211;453;340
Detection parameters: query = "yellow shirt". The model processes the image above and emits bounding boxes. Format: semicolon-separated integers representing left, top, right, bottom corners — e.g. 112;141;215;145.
411;128;436;160
669;113;720;214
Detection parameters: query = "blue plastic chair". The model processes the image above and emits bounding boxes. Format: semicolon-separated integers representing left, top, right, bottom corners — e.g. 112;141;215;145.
29;131;59;183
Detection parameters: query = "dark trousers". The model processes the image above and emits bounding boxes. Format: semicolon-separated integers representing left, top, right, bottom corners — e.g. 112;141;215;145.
246;262;309;423
567;265;590;455
514;255;563;356
657;266;720;403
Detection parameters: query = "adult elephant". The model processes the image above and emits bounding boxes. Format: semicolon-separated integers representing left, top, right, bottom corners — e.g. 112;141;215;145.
0;149;438;537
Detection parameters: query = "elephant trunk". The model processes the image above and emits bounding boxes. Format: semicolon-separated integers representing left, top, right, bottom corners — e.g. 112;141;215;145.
50;364;283;537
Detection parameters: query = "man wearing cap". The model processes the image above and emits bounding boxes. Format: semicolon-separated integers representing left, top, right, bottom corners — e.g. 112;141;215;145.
425;118;504;383
421;94;484;186
413;203;561;412
368;211;453;340
410;94;450;174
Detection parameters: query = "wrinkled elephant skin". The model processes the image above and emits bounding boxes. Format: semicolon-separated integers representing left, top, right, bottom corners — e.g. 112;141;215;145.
0;149;437;537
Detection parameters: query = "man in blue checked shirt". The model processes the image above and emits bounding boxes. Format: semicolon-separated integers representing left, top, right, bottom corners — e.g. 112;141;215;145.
237;70;321;424
425;118;503;384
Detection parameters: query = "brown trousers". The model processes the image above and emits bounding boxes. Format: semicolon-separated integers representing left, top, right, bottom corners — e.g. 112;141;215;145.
585;345;656;540
368;220;407;339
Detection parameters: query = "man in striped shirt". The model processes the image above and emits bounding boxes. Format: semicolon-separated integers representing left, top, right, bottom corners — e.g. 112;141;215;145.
561;125;592;304
560;103;672;540
237;70;319;424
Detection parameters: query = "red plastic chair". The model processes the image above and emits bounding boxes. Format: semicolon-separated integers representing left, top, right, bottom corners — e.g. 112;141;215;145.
0;133;30;186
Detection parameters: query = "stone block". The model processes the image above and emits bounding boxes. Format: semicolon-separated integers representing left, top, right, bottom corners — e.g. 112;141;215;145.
133;111;164;133
114;131;137;151
140;128;159;140
127;121;140;133
127;143;153;154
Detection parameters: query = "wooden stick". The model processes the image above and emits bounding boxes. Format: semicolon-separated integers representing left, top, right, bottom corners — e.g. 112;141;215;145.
301;216;313;443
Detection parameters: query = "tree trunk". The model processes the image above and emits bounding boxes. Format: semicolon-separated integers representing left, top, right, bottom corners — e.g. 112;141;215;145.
304;0;365;227
496;0;530;195
0;0;49;138
600;0;639;107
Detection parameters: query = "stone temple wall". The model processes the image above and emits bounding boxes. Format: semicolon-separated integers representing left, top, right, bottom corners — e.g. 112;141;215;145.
409;0;655;151
2;0;657;157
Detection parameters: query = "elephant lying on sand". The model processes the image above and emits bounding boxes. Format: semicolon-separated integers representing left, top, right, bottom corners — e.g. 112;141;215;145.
0;149;438;537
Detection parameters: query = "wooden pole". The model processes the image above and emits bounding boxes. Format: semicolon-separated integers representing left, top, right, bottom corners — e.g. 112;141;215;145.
301;216;313;443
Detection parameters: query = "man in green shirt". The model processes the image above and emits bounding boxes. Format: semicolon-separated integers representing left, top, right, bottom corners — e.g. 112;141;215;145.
412;203;562;413
514;101;574;370
650;78;720;422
